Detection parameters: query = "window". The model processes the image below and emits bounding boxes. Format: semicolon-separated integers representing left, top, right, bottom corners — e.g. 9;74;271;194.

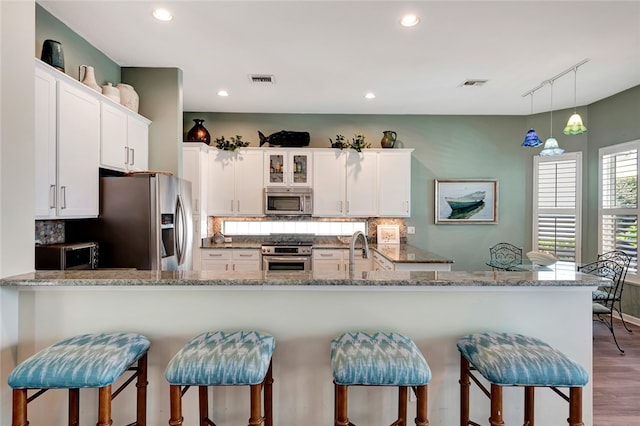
533;153;582;263
599;140;639;275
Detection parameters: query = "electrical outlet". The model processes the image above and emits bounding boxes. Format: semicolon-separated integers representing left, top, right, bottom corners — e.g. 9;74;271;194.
224;237;232;243
407;226;415;234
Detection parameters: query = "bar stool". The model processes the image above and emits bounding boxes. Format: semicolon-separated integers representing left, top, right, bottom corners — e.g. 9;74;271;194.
8;332;150;426
165;330;275;426
457;332;589;426
331;331;431;426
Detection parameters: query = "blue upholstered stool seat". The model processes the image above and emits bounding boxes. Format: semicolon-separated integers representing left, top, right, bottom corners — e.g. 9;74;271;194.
165;330;275;386
7;332;150;389
457;332;588;387
331;331;431;386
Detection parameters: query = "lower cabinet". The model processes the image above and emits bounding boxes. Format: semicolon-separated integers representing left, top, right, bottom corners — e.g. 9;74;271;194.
312;249;371;272
201;249;261;271
372;249;452;271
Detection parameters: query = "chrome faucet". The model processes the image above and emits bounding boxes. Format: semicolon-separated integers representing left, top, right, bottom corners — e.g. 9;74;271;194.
349;230;370;274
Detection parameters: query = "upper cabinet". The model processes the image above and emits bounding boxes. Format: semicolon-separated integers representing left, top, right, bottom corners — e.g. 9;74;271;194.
208;148;264;216
35;61;100;219
264;150;312;187
100;98;150;172
313;149;413;218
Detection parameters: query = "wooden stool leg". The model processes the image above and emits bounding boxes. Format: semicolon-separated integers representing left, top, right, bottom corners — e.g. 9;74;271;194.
198;386;208;426
524;386;534;426
248;384;263;426
397;386;407;426
459;356;470;426
69;388;79;426
137;354;148;426
334;383;349;426
97;385;112;426
489;384;505;426
169;385;184;426
264;361;274;426
567;387;584;426
12;389;28;426
415;385;429;426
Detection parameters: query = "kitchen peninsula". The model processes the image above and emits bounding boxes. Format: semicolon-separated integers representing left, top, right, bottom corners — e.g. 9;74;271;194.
1;269;606;426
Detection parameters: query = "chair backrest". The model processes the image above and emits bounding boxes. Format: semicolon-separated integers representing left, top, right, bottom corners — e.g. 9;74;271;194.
597;250;632;284
578;258;625;301
489;243;522;265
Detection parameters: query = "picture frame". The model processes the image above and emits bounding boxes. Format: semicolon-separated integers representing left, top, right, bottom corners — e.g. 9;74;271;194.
434;179;498;224
377;224;400;244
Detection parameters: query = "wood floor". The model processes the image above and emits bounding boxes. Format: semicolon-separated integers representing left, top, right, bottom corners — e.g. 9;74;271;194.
593;317;640;425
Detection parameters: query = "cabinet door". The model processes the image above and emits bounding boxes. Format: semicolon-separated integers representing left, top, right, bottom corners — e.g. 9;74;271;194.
201;249;231;271
378;151;411;217
235;150;264;215
126;116;149;171
346;151;377;217
313;249;343;271
289;151;312;186
34;66;57;218
208;150;236;215
265;152;286;186
100;103;127;171
57;80;100;218
312;150;346;217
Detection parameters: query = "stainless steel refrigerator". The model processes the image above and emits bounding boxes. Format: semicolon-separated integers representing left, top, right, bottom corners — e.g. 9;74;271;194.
72;173;193;270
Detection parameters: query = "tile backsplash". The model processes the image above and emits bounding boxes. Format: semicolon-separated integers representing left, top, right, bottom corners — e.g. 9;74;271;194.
35;220;65;245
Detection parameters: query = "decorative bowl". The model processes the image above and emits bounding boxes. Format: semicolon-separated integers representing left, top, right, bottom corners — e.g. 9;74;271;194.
526;251;558;266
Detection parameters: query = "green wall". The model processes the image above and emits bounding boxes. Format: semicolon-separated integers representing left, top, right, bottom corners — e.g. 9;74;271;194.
35;3;120;86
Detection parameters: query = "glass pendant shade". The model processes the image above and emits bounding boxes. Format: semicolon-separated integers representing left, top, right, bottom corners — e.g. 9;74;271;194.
522;128;543;147
539;137;565;156
563;113;587;135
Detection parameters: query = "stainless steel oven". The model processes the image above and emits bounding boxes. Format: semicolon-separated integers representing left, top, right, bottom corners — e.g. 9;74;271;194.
261;242;312;271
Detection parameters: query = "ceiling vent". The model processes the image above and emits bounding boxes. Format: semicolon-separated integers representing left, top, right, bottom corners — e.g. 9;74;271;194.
460;79;488;87
249;74;275;84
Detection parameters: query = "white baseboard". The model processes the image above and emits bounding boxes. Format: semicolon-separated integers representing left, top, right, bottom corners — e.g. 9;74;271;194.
620;312;640;327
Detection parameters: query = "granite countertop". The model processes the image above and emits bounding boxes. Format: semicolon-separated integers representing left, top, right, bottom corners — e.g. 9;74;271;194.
201;241;454;264
0;268;608;288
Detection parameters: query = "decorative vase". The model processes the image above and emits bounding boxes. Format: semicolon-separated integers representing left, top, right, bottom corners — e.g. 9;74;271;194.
116;83;139;113
41;40;65;72
186;119;211;145
381;130;397;148
79;65;101;93
101;82;121;103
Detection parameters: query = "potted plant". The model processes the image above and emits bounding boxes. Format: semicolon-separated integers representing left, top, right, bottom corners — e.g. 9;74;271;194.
213;135;250;151
329;134;370;152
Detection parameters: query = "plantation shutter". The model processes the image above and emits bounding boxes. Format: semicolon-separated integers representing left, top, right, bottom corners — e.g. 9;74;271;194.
599;142;639;274
533;153;582;262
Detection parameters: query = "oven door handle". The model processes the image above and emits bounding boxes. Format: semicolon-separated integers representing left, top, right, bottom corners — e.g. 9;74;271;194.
265;256;310;262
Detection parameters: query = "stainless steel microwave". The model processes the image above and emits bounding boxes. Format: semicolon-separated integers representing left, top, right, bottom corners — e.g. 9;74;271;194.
35;242;99;270
264;187;313;216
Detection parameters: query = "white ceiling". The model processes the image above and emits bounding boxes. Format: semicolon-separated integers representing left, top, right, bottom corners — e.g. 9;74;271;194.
39;0;640;115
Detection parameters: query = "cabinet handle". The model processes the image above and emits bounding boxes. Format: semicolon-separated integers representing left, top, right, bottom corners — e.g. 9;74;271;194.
232;264;236;271
320;253;332;257
230;200;234;211
238;254;252;257
195;199;199;213
339;201;343;213
125;147;129;165
130;148;135;166
346;201;350;213
60;186;66;209
208;253;223;257
49;184;56;208
225;264;229;271
405;201;409;213
237;200;240;211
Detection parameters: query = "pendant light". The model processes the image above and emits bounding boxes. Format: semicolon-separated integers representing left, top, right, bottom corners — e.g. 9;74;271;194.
563;67;587;135
521;92;543;147
540;80;565;156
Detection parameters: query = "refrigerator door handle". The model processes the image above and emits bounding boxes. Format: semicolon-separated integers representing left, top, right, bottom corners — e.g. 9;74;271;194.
175;195;188;265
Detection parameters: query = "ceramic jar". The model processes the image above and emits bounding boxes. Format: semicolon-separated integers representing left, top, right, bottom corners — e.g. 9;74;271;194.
79;65;101;93
116;83;139;113
381;130;397;148
41;40;65;72
101;82;121;103
186;119;211;145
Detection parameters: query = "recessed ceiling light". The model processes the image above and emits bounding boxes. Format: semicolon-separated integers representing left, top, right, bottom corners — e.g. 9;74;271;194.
365;92;376;100
400;14;420;27
153;8;173;22
217;90;229;97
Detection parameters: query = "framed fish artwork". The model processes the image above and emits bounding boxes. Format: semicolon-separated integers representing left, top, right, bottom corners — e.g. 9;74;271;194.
434;179;498;224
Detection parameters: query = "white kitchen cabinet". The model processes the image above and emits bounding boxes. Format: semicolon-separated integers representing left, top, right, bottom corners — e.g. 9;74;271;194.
378;150;412;217
313;150;377;217
264;150;312;187
208;149;264;216
183;143;209;223
372;250;394;271
100;102;149;172
312;248;371;272
201;249;261;271
35;61;100;219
